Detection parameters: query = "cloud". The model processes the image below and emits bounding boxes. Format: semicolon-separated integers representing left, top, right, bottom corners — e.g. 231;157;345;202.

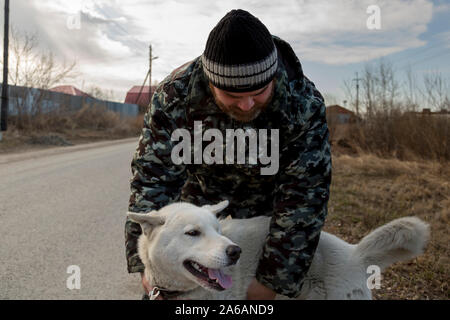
0;0;438;100
258;0;433;65
433;1;450;13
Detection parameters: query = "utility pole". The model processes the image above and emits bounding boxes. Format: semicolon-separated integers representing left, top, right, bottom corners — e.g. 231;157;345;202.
136;45;158;113
149;44;158;97
1;0;9;138
352;72;362;118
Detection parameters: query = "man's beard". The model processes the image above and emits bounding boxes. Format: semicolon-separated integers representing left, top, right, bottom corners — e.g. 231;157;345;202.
210;83;275;123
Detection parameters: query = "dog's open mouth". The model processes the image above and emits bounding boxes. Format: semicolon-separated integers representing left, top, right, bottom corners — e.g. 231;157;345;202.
183;260;232;291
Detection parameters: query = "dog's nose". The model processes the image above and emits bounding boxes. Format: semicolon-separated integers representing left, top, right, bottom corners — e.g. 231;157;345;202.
226;245;241;263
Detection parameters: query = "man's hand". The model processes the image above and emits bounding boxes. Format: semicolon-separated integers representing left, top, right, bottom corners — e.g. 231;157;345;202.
141;272;163;300
246;278;277;300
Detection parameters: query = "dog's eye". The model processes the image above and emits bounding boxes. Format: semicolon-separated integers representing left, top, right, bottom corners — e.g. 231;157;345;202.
185;230;200;236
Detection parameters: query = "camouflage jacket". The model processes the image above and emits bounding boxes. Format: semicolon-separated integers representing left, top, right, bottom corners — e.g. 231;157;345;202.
125;36;332;298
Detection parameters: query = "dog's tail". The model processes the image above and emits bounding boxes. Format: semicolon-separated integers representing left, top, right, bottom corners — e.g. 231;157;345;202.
354;216;430;271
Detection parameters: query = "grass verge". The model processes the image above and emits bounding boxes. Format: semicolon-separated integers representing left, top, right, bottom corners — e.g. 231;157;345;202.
324;154;449;299
0;106;144;154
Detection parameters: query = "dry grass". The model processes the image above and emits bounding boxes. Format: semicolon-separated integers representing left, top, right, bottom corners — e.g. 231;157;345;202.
324;153;449;300
0;106;144;153
328;112;450;162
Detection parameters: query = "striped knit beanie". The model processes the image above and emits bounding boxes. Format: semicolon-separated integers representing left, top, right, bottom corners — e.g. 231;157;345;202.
202;9;278;92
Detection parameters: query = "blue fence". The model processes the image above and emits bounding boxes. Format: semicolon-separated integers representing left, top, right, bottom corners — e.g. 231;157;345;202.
5;85;139;117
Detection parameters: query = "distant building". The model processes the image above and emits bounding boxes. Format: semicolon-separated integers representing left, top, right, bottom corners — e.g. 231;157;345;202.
6;84;138;117
124;85;158;112
326;105;357;124
49;85;93;98
405;108;450;118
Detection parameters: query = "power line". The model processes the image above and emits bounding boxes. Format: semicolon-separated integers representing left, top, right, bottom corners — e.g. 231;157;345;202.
388;41;444;66
397;49;450;71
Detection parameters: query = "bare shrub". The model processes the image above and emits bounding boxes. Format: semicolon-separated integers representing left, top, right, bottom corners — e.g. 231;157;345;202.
73;104;120;130
339;59;450;162
8;103;142;139
6;26;77;90
84;85;117;101
341;111;450;162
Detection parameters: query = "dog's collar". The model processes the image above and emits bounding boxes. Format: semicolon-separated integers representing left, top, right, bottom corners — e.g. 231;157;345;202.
149;286;189;300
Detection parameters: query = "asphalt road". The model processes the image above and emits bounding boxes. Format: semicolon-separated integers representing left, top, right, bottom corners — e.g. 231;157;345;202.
0;138;144;299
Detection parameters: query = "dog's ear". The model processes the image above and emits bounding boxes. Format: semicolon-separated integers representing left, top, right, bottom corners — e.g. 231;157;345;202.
202;200;229;216
127;212;165;237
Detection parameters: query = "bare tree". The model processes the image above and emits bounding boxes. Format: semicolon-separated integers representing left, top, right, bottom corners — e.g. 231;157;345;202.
402;66;420;111
362;63;376;116
342;78;356;111
338;58;450;161
6;26;77;89
85;85;116;101
322;92;339;106
354;59;400;116
421;71;449;111
0;26;78;128
378;59;399;113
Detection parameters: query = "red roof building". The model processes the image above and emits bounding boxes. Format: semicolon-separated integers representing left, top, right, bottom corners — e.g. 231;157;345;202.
326;105;357;123
125;85;158;112
49;85;93;98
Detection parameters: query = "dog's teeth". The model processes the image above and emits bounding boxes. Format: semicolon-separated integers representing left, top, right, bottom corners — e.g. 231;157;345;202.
192;262;202;272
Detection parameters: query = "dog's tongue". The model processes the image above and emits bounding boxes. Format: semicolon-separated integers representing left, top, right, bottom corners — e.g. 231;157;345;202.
208;268;232;289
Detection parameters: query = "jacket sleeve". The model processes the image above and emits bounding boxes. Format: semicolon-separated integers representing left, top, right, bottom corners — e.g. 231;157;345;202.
125;87;187;273
255;82;332;298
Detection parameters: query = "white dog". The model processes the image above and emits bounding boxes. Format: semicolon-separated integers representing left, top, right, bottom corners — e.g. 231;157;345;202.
127;200;429;300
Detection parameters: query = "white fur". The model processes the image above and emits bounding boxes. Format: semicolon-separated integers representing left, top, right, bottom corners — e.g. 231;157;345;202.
128;201;429;300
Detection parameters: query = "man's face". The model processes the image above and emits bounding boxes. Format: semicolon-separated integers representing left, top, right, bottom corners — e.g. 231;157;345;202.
209;80;274;122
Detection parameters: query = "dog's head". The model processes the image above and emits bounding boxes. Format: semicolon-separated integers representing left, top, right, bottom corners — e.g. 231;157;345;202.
127;200;241;292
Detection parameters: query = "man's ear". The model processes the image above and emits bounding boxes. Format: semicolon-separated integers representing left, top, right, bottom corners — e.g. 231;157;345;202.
202;200;229;217
127;211;165;237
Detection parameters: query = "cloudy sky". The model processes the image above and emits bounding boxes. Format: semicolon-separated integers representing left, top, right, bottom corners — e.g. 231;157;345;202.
1;0;449;103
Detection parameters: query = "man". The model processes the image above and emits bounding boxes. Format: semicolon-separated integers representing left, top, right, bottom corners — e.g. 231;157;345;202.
125;9;331;300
